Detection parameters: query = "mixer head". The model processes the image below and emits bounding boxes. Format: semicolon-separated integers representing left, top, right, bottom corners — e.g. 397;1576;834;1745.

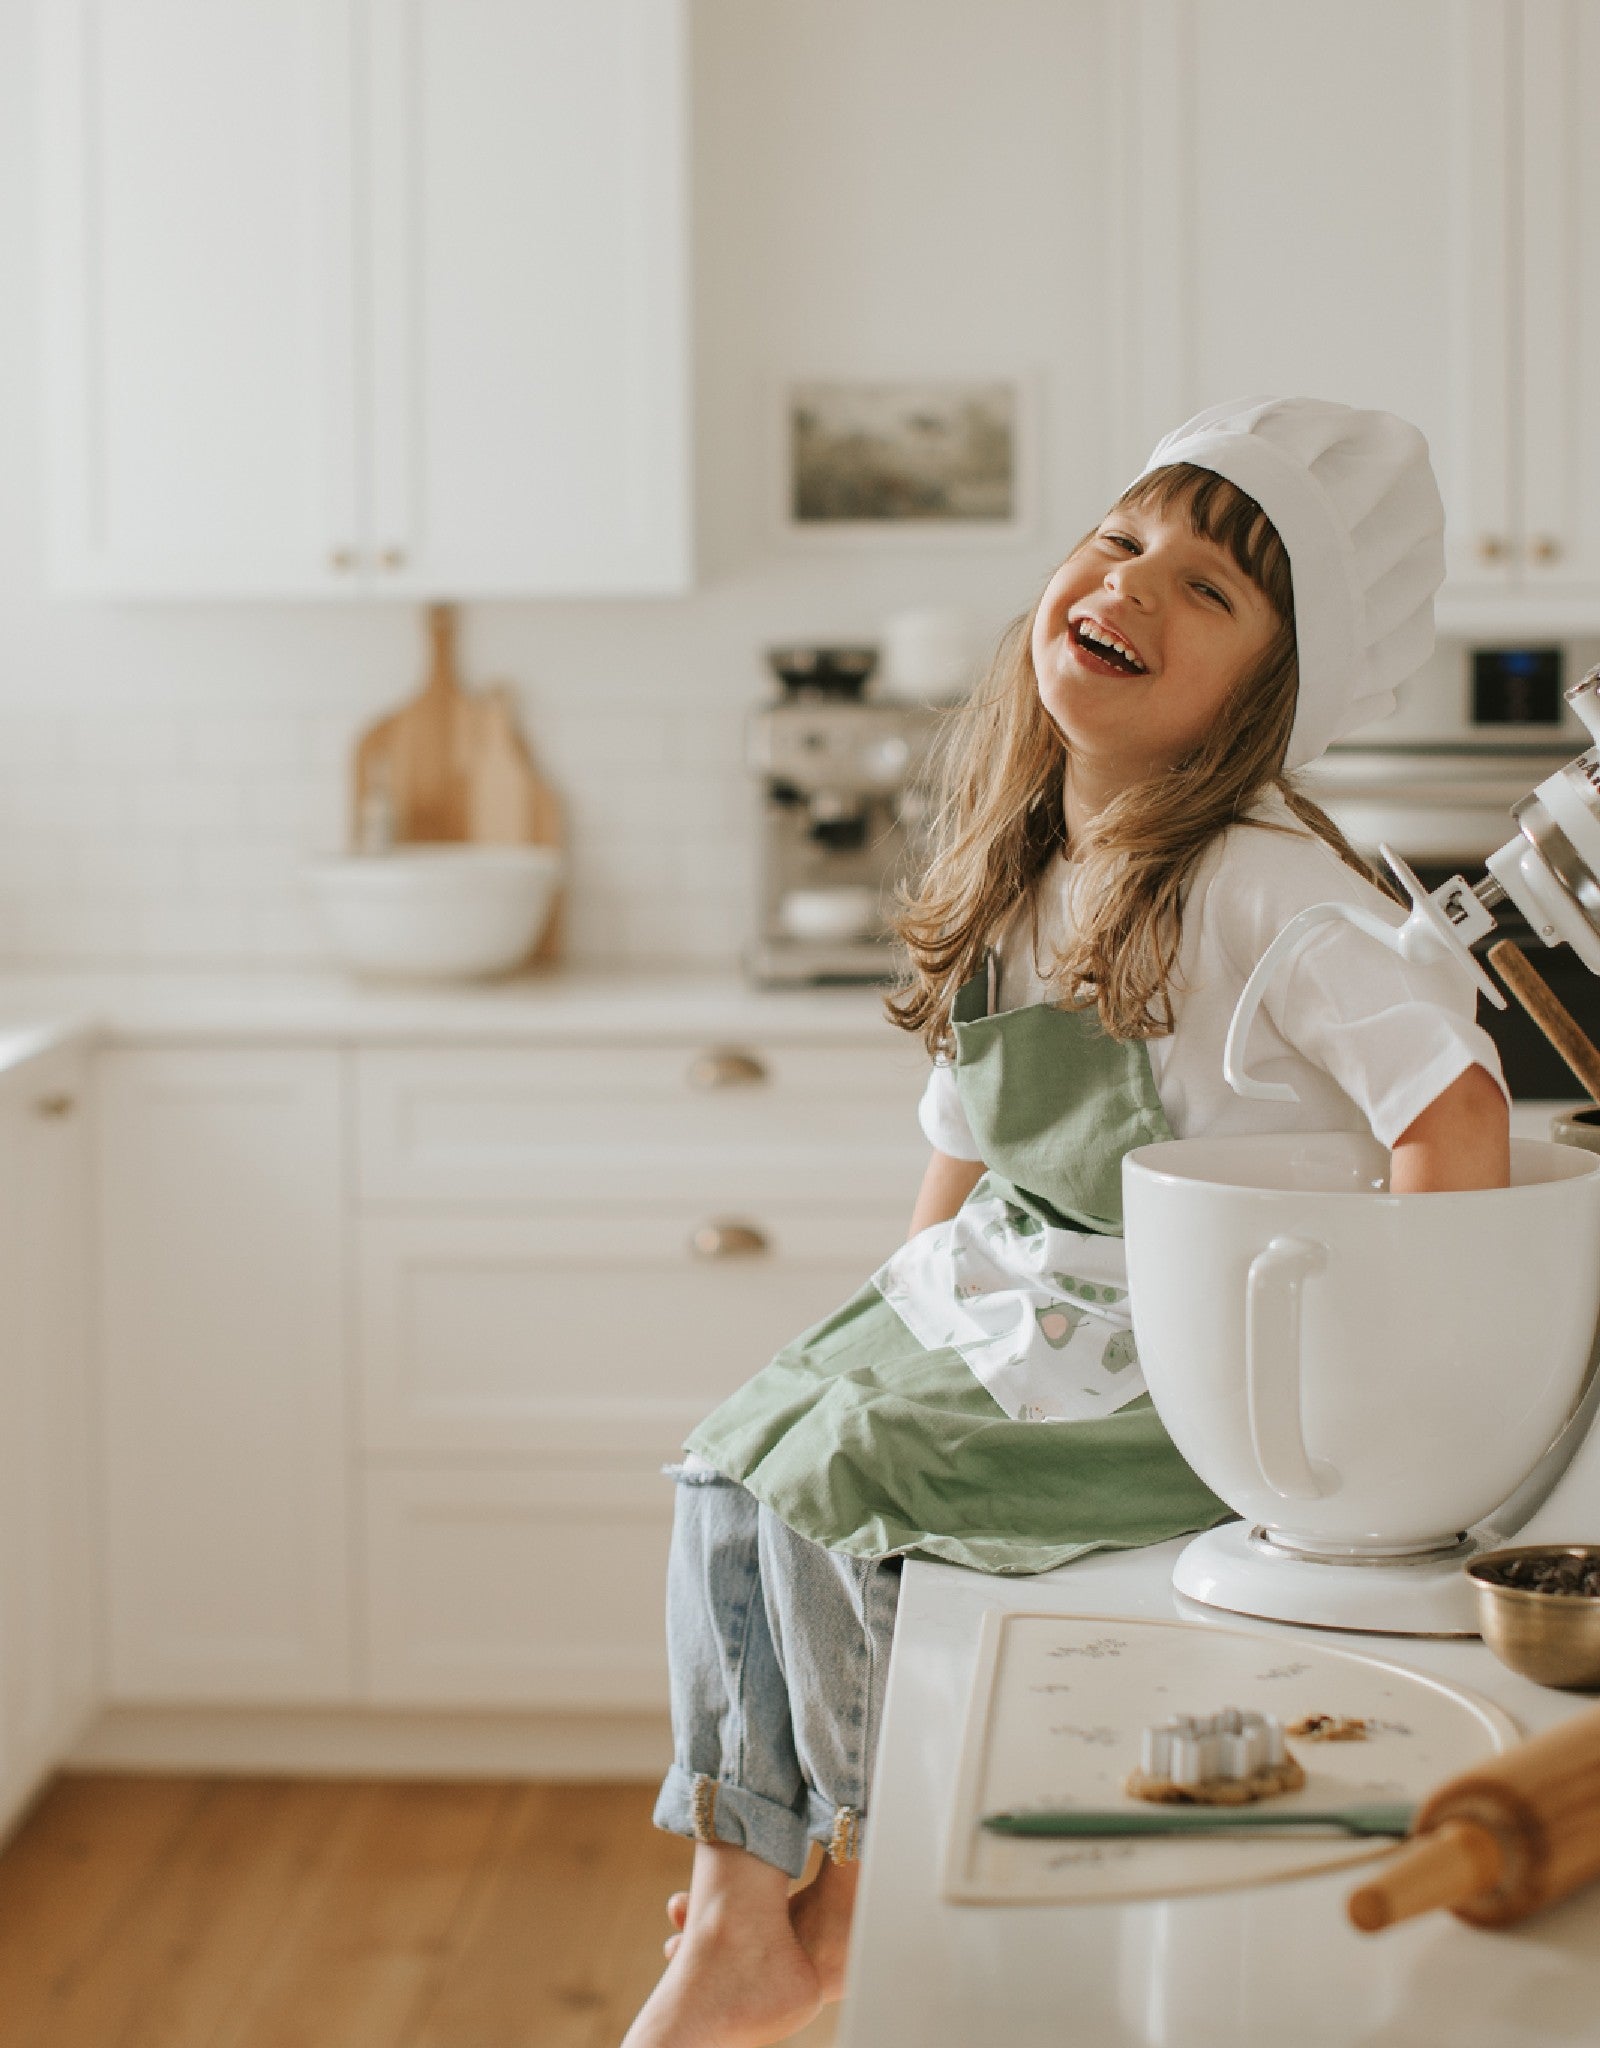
1480;665;1600;972
1227;666;1600;1100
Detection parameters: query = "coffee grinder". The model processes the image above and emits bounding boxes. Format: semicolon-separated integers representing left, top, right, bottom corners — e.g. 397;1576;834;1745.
745;647;942;985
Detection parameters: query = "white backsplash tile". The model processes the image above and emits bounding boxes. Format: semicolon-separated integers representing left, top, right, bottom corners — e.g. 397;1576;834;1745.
0;693;757;970
0;777;132;839
178;714;309;774
126;779;245;840
68;712;184;772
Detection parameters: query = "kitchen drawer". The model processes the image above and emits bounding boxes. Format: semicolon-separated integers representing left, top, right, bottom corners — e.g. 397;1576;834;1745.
354;1041;929;1203
362;1466;672;1709
358;1202;909;1458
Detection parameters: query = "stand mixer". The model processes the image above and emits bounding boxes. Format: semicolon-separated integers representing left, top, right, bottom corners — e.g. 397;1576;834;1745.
1124;666;1600;1637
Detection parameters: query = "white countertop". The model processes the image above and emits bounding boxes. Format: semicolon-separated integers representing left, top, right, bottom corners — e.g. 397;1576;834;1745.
844;1546;1600;2048
0;965;903;1064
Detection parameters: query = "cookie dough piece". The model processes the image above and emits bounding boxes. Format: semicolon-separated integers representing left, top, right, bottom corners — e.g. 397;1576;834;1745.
1124;1706;1306;1805
1288;1713;1368;1742
1123;1755;1306;1805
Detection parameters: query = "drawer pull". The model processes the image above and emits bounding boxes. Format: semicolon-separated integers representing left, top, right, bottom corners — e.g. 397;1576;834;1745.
687;1049;768;1091
689;1220;770;1260
32;1093;75;1119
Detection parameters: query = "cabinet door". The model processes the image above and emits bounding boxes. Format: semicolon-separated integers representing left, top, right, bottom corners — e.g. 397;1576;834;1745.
38;0;362;595
357;1202;911;1460
354;1041;929;1206
0;1046;95;1840
364;0;691;595
96;1050;352;1701
1111;0;1514;594
1519;0;1600;594
364;1467;673;1708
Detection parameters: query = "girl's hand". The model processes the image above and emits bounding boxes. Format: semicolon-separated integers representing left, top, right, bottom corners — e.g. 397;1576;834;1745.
1389;1065;1510;1193
909;1151;986;1238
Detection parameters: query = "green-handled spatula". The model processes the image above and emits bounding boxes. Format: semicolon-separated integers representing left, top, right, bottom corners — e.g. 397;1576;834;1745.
983;1803;1414;1839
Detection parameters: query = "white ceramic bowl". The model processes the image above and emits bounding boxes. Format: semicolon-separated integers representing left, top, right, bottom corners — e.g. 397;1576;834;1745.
303;844;562;980
777;886;881;942
1123;1132;1600;1553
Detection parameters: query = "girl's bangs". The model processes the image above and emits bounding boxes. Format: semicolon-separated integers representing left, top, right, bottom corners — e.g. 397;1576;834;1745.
1115;463;1293;616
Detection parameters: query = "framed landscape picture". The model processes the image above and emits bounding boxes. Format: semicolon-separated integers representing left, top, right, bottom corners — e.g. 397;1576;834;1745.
779;377;1033;543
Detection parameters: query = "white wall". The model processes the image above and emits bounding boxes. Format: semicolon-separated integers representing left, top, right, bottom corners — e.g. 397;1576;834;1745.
0;0;1118;970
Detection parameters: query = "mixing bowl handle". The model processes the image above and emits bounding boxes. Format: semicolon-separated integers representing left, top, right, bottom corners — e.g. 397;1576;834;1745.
1247;1235;1338;1500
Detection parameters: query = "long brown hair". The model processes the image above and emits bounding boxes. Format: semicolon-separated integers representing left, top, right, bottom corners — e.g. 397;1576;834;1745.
886;463;1382;1052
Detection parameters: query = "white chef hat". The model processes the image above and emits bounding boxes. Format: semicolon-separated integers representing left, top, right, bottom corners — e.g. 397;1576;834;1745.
1134;396;1446;772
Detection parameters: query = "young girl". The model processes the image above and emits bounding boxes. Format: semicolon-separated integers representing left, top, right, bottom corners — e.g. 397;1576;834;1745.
622;397;1511;2048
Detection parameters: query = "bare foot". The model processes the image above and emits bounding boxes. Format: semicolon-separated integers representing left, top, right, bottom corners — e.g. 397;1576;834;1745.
663;1859;860;2003
788;1857;860;2003
624;1847;822;2048
663;1888;689;1956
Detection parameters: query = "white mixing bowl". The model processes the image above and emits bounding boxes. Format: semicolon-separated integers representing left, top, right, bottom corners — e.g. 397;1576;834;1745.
303;844;562;980
1123;1132;1600;1554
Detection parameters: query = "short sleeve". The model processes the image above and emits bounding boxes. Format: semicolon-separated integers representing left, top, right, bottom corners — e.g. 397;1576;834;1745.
917;1062;985;1160
1209;823;1510;1149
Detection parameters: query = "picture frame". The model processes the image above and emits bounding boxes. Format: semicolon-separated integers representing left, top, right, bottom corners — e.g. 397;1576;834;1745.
774;375;1037;547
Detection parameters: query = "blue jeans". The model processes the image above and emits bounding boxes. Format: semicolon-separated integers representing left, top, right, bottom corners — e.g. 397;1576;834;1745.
653;1467;902;1880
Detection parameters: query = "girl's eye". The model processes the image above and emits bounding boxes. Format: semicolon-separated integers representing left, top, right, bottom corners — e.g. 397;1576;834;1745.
1100;531;1139;553
1193;582;1232;612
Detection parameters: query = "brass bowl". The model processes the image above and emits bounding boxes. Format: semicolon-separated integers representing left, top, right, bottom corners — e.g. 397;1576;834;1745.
1467;1545;1600;1691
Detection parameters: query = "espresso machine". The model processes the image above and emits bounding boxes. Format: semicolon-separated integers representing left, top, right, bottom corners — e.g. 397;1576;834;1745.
745;647;942;985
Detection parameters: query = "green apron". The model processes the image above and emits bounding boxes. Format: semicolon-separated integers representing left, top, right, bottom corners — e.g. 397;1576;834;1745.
684;967;1231;1574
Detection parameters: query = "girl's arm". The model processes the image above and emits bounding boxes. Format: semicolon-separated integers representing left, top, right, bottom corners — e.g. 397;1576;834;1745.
1389;1064;1510;1194
909;1150;986;1237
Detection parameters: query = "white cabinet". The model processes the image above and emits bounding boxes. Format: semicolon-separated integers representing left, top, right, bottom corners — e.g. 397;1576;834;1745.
357;1202;909;1463
364;0;690;598
38;1;363;596
363;1467;676;1708
354;1042;924;1206
0;1044;96;1840
1110;0;1600;616
88;1026;926;1719
95;1049;351;1702
1515;0;1600;598
38;0;690;598
354;1037;927;1711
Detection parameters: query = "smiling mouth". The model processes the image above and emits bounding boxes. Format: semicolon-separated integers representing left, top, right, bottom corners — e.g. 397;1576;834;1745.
1070;617;1148;675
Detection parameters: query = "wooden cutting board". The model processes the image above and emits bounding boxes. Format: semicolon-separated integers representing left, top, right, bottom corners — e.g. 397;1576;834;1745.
463;682;565;964
350;604;566;963
352;604;477;843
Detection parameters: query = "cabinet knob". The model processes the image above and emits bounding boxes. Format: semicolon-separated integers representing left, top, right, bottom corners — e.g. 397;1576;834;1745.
1530;534;1563;565
1477;535;1509;564
379;547;406;570
689;1219;770;1260
687;1048;768;1091
32;1093;75;1119
329;547;358;572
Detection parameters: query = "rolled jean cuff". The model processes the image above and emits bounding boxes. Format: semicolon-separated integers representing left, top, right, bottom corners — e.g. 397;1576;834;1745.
806;1789;867;1864
653;1765;811;1880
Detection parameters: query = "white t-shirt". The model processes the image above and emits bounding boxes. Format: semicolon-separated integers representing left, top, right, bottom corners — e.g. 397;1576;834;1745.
918;791;1508;1158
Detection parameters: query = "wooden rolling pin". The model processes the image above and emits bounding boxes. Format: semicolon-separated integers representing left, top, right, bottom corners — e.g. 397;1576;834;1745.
1488;939;1600;1107
1348;1702;1600;1931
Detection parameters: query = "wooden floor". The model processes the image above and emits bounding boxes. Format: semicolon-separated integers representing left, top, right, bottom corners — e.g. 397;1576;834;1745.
0;1773;838;2048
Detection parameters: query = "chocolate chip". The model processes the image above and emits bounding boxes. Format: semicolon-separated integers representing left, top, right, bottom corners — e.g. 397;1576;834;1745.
1475;1553;1600;1597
